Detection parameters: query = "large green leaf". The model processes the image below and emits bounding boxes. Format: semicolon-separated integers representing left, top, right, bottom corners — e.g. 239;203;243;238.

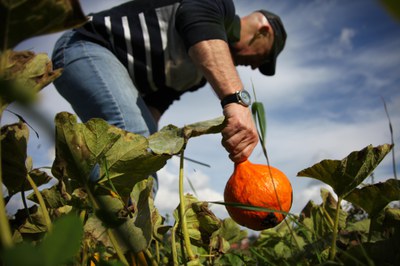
0;0;86;50
52;112;169;196
345;179;400;217
1;121;29;196
84;179;159;254
0;51;62;111
297;144;393;198
52;112;225;197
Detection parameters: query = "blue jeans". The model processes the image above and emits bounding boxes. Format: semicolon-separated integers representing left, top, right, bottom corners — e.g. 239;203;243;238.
52;30;158;192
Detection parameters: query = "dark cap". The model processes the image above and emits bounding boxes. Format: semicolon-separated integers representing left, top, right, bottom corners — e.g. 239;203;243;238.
258;10;287;76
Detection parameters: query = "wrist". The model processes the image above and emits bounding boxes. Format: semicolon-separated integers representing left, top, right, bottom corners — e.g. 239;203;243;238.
220;89;252;108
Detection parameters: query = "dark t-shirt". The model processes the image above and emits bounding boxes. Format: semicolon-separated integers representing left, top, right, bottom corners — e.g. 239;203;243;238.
76;0;240;113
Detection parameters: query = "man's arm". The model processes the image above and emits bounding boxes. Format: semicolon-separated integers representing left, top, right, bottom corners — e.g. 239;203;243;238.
188;39;259;162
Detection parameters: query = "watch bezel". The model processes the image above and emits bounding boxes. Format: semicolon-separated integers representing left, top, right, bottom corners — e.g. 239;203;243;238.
237;90;251;106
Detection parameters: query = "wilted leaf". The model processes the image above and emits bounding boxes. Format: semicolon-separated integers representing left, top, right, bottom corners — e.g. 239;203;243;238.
0;50;62;110
297;144;393;198
0;0;87;49
182;116;225;139
52;112;169;196
345;179;400;217
1;121;29;196
28;182;70;209
28;169;53;188
148;116;225;155
13;205;48;235
148;124;185;155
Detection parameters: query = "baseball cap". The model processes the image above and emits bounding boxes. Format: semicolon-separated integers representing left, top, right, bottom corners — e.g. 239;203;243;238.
258;10;287;76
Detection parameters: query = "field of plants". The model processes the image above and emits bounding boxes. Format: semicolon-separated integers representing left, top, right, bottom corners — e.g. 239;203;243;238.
1;1;399;265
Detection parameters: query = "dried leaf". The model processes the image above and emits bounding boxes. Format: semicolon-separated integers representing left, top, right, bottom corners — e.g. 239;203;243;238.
1;121;29;196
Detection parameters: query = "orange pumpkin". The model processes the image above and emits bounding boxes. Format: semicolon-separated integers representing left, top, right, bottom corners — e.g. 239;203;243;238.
224;160;292;230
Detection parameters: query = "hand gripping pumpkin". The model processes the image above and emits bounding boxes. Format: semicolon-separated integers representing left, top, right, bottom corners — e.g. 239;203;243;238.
224;160;293;231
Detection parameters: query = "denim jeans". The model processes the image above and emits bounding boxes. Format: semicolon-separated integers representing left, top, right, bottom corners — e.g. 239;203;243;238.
52;30;158;193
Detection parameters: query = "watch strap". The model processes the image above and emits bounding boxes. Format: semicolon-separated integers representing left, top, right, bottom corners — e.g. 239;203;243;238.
220;93;239;107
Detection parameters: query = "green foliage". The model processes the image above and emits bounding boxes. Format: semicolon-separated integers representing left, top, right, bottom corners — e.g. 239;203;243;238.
2;215;83;266
298;144;393;198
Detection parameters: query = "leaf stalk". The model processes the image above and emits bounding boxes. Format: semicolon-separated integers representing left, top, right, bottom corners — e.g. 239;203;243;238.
178;150;196;261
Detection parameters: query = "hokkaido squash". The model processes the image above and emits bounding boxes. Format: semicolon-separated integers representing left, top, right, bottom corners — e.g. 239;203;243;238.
224;160;292;231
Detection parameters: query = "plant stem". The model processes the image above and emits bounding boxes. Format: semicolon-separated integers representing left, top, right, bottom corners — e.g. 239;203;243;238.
171;222;179;266
0;113;14;248
329;196;342;261
84;182;129;266
26;173;53;232
178;150;196;261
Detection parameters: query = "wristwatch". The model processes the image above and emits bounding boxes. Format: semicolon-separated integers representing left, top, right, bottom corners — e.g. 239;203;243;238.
220;89;252;107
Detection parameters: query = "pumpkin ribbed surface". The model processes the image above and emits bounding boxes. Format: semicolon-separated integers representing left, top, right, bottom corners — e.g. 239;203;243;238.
224;160;293;231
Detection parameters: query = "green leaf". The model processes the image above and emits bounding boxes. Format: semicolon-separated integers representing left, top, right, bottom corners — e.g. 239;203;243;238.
300;188;347;239
40;215;83;266
251;101;266;143
148;116;225;154
52;112;225;197
148;124;185;155
182;116;225;139
345;179;400;217
210;218;247;253
86;178;160;254
1;121;29;196
297;144;393;198
3;214;83;266
1;242;44;266
52;112;169;196
0;0;87;50
173;194;221;248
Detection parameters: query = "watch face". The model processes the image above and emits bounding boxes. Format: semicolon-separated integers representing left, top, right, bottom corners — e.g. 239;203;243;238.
239;90;251;106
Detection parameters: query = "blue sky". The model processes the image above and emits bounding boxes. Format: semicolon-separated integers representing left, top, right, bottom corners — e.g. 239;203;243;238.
4;0;400;227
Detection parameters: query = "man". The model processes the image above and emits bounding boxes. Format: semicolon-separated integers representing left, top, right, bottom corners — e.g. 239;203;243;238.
52;0;286;188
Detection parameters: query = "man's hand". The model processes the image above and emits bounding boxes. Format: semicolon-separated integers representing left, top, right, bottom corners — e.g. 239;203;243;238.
221;103;259;162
